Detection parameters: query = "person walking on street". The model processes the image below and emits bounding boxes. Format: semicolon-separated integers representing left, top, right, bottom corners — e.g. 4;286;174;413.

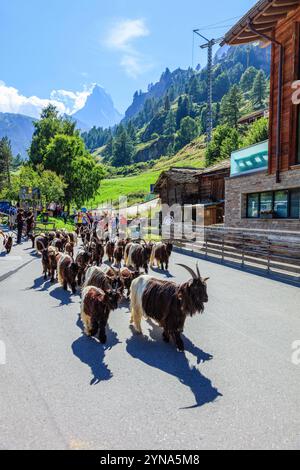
26;211;34;237
8;206;17;230
16;209;24;244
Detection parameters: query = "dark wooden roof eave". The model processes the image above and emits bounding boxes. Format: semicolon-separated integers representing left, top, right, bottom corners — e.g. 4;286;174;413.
222;0;300;46
153;160;231;192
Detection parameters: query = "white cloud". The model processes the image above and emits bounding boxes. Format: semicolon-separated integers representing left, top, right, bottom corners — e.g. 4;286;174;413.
104;18;151;78
105;18;149;51
0;81;65;118
50;84;95;115
0;81;94;118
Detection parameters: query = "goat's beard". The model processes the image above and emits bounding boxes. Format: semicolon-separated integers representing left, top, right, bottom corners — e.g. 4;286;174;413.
181;293;205;316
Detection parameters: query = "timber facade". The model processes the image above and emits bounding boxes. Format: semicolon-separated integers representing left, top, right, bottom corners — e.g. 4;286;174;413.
154;160;230;226
223;0;300;231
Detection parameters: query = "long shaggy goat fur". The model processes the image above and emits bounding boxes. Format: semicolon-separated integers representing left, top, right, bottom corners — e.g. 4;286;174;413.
4;234;13;254
83;266;115;292
57;254;79;294
35;236;49;254
106;241;115;263
126;243;152;274
75;249;91;285
81;286;122;343
130;268;209;351
150;242;173;270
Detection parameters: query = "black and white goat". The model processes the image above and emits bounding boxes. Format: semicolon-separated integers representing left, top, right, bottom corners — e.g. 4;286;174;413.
130;264;209;351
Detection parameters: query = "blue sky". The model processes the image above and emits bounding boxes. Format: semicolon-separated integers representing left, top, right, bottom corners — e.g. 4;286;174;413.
0;0;254;116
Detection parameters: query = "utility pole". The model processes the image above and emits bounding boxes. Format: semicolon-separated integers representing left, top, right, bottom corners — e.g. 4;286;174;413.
193;30;223;144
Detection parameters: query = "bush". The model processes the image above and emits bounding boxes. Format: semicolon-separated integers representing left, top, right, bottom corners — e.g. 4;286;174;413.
242;117;269;147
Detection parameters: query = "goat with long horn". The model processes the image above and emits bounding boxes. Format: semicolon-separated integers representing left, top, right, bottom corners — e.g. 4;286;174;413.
130;263;209;352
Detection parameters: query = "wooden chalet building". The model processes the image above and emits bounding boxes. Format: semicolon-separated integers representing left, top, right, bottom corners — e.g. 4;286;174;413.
154;160;230;226
223;0;300;231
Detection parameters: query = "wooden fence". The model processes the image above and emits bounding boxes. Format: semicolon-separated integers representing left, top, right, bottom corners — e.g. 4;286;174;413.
174;227;300;283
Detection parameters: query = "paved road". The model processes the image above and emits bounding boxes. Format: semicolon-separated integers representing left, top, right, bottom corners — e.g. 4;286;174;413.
0;236;300;450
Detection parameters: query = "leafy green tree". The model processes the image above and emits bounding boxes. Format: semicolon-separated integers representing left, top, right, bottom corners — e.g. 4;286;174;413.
28;105;78;167
175;116;199;150
38;170;66;206
206;124;241;166
0;165;66;205
11;153;23;171
220;85;242;128
44;134;104;208
112;129;134;167
242;117;269;147
28;105;62;166
251;70;267;109
0;137;12;191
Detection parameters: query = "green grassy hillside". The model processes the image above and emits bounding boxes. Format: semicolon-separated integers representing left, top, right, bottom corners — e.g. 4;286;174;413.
89;136;206;208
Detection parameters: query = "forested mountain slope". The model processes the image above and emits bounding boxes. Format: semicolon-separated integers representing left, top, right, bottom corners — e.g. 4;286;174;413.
83;44;271;171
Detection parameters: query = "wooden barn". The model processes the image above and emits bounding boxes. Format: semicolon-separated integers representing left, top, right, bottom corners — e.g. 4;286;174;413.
154;160;230;226
223;0;300;231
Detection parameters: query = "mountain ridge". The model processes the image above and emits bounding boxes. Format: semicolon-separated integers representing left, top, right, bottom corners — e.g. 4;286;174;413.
73;85;122;130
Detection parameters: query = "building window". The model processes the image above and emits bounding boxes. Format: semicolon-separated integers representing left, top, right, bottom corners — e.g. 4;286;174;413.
260;192;273;213
290;189;300;218
246;189;300;219
247;193;259;218
274;190;288;218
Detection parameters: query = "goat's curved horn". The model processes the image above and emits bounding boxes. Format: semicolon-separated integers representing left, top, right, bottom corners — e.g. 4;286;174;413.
177;264;197;279
196;263;201;279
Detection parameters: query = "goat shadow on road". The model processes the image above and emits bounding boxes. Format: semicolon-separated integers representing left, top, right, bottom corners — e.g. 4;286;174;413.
150;267;174;279
126;323;222;410
49;286;79;306
27;276;53;292
72;327;121;385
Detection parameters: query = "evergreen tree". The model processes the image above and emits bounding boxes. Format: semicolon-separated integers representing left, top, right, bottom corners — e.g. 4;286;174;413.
163;110;176;136
240;66;258;93
103;136;114;161
164;95;171;112
220;85;242;128
251;70;267;109
112;130;134;166
175;116;199;150
213;72;230;101
127;121;137;142
189;76;201;103
176;95;191;128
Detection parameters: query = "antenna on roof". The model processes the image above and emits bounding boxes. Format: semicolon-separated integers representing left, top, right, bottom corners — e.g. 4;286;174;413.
193;30;224;144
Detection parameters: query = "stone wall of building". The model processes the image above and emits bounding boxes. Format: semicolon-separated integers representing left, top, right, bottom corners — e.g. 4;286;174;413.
225;167;300;231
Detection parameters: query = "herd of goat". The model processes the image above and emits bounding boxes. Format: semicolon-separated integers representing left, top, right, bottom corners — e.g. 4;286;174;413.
31;226;209;352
